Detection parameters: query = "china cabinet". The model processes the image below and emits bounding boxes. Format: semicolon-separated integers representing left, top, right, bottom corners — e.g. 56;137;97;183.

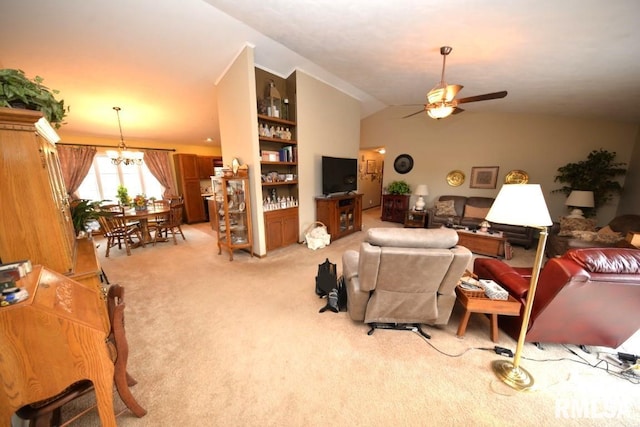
0;108;101;288
211;174;254;261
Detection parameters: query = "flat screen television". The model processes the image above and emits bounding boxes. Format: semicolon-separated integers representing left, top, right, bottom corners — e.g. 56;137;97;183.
322;156;357;196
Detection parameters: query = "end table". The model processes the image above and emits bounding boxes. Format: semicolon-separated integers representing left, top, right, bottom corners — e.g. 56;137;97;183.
404;210;428;228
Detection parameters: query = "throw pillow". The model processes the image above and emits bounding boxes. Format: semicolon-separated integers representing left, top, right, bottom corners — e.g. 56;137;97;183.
571;230;597;241
435;200;457;216
464;205;490;219
595;226;623;243
558;216;596;237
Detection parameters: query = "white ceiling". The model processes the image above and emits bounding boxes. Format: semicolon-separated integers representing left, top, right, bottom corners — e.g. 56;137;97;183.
2;0;639;147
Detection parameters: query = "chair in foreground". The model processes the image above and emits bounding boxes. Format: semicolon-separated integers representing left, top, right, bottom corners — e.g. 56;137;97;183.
152;202;185;245
98;215;145;257
474;247;640;349
15;284;147;425
342;227;472;338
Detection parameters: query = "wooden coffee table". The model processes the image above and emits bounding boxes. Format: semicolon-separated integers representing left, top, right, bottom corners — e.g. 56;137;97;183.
456;229;507;258
455;285;521;342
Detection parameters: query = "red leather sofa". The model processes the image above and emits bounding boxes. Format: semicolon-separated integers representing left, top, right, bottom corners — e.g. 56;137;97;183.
473;248;640;349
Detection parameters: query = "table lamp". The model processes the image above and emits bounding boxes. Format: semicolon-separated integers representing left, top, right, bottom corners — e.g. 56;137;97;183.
413;184;429;211
564;190;594;219
485;184;552;391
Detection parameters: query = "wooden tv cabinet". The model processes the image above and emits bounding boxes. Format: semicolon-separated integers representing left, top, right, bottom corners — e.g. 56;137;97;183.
315;194;363;241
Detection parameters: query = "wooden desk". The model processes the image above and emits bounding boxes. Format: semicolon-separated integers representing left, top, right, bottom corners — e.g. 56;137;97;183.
122;205;170;244
0;266;116;426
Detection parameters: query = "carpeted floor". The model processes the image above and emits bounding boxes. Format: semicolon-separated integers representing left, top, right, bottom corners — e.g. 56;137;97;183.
30;208;639;426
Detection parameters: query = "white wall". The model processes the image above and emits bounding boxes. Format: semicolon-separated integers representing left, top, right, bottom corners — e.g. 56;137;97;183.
361;108;639;225
296;71;361;234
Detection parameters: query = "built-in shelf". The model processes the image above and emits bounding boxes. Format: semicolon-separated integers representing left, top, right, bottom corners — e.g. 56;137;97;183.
257;114;296;126
259;136;297;145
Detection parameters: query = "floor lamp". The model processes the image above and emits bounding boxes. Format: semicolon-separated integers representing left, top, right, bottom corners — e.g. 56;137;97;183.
485;184;552;390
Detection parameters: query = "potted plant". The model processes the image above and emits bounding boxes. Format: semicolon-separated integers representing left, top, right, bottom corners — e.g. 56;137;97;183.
117;185;131;206
386;180;411;195
133;194;148;211
553;149;626;216
0;69;69;128
69;199;112;236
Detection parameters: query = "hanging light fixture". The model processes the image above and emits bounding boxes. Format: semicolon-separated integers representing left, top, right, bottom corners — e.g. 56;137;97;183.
106;107;144;166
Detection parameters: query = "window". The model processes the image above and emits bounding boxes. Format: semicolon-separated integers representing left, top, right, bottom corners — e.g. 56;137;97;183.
77;154;164;202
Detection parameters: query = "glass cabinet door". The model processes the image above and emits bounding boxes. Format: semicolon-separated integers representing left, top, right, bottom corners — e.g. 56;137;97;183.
212;174;253;261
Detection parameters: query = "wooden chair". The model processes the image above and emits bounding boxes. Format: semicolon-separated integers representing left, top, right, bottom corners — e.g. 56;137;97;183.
98;215;145;257
15;284;147;426
153;202;185;245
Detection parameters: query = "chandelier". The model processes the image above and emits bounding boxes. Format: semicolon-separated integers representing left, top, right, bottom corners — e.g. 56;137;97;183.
106;107;143;166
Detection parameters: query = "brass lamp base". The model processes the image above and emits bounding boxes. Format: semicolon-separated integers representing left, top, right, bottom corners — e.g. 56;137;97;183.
491;360;535;391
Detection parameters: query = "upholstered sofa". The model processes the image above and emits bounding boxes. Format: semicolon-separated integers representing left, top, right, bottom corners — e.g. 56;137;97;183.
426;195;535;248
545;214;640;258
342;227;472;327
473;248;640;349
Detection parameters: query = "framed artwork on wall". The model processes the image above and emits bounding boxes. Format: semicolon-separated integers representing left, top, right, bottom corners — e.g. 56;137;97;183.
366;160;376;174
470;166;499;189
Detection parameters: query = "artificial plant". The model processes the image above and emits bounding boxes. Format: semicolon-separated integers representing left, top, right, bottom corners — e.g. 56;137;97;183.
386;180;411;195
553;149;626;215
0;69;68;128
69;199;111;234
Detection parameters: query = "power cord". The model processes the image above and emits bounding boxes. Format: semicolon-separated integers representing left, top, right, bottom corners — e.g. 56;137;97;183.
413;331;639;385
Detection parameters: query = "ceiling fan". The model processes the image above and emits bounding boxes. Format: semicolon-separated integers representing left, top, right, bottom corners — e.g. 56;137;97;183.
403;46;507;119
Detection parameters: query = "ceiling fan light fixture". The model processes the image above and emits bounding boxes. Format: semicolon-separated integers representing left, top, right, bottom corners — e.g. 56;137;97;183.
426;102;455;119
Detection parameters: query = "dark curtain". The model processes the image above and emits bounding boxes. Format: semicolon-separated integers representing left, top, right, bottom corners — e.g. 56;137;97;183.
57;145;97;199
144;150;177;198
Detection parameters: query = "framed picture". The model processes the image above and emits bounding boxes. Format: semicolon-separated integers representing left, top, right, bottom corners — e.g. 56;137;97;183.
470;166;499;189
366;160;377;174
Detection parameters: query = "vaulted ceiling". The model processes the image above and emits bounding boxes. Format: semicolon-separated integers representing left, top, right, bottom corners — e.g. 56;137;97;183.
2;0;639;146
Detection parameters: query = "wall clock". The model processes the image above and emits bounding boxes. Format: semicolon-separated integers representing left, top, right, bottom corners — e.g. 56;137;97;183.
393;154;413;174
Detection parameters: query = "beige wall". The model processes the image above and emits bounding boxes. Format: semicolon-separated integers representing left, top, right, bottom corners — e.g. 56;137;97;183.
296;70;361;234
617;128;640;215
217;46;266;254
361;109;639;225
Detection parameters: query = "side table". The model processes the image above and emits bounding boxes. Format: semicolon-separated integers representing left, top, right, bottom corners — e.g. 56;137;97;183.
404;210;428;228
455;285;521;342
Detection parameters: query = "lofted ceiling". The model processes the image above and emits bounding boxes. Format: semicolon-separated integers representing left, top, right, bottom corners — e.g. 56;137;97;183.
2;0;639;147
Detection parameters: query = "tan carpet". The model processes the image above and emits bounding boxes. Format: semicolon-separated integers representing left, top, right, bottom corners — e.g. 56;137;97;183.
53;209;638;426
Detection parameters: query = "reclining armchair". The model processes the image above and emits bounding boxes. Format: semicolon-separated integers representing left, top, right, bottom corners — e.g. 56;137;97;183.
342;228;472;336
474;248;640;349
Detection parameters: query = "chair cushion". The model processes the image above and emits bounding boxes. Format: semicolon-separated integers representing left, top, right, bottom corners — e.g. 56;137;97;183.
435;200;457;216
563;248;640;274
367;227;458;249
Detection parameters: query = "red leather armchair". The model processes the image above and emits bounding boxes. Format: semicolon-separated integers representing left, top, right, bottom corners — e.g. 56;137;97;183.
473;248;640;349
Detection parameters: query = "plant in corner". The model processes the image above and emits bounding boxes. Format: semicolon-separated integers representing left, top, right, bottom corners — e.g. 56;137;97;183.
69;199;112;235
553;149;626;216
386;180;411;195
0;69;69;128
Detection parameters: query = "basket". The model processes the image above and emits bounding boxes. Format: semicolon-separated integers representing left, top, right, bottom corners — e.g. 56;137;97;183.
304;221;331;250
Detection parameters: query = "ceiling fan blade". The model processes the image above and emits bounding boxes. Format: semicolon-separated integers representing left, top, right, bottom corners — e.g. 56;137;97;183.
402;108;425;119
456;91;508;104
452;107;465;115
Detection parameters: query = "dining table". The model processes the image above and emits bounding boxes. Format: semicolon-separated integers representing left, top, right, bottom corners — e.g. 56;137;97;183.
122;204;170;245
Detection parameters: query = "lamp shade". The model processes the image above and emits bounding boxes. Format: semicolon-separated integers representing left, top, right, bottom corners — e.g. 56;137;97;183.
486;184;552;227
414;184;429;196
565;190;594;208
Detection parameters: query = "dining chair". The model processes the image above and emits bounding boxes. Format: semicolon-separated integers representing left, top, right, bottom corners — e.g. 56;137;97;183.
153;202;185;245
14;284;147;426
98;215;145;257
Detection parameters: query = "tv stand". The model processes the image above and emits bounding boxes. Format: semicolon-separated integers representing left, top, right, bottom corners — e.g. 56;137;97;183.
315;193;362;241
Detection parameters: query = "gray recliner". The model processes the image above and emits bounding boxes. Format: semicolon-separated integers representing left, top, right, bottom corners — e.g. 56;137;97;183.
342;228;472;335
